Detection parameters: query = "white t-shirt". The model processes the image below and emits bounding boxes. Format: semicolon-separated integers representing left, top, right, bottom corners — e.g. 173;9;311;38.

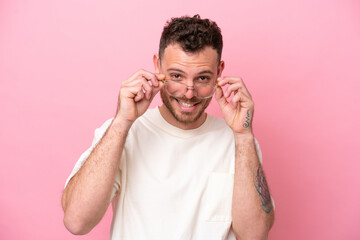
65;107;263;240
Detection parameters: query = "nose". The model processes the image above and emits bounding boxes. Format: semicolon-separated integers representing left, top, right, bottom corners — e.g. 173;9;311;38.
184;86;195;99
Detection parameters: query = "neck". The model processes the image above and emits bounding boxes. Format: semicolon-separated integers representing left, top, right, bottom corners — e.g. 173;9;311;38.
158;105;207;130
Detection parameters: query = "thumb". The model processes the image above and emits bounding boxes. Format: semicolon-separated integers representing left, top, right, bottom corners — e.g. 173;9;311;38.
215;86;227;109
153;73;165;92
149;80;164;102
155;73;165;81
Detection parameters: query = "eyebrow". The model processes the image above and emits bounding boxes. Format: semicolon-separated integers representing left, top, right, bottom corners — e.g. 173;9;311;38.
167;68;185;73
198;70;214;75
167;68;214;75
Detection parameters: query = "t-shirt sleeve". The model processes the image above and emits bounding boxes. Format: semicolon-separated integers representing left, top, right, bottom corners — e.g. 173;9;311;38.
64;118;122;202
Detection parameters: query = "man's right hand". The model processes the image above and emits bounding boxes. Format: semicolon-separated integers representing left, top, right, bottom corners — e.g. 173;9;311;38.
115;69;165;125
63;70;165;235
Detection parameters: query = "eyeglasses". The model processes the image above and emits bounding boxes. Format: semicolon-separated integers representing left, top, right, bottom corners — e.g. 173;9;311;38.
160;79;218;99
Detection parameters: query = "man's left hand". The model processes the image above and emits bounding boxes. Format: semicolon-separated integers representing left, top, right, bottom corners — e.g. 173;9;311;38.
215;77;254;135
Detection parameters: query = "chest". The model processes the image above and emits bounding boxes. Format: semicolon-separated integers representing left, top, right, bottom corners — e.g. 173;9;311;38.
122;130;234;203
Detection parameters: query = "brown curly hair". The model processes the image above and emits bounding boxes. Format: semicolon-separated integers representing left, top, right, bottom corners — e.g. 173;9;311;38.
159;14;223;62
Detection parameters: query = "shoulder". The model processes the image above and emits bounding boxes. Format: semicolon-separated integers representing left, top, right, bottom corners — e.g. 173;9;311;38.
94;108;155;138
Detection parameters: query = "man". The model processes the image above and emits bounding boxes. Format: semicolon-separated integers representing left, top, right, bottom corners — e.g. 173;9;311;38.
62;15;274;240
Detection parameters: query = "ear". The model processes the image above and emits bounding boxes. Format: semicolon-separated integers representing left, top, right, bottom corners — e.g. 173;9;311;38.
217;60;225;77
153;54;160;73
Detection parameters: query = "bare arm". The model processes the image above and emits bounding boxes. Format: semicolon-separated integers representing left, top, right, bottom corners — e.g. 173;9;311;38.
62;118;131;234
62;70;164;235
231;133;274;239
215;77;274;239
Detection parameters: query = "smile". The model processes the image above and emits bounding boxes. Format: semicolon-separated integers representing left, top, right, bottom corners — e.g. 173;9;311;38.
175;99;200;107
174;99;201;112
176;100;193;107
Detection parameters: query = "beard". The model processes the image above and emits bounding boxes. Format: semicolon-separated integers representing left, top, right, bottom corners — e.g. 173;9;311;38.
160;89;212;124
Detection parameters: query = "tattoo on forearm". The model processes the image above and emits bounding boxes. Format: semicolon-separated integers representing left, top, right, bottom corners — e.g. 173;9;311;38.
254;166;273;213
243;110;250;128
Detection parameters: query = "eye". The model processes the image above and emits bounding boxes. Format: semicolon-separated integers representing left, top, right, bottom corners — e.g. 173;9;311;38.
171;74;182;80
198;76;210;82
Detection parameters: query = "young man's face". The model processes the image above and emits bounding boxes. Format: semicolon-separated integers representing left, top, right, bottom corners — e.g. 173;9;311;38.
154;43;224;128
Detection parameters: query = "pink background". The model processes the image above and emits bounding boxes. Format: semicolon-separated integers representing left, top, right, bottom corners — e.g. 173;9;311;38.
1;0;359;239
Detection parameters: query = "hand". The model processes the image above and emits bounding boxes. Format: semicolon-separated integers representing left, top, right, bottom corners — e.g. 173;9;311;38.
115;69;165;125
215;77;254;135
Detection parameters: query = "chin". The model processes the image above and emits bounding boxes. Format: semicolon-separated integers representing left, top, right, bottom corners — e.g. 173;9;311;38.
160;90;211;124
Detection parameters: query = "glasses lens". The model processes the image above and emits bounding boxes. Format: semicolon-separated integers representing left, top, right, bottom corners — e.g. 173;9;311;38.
165;81;187;97
195;84;216;98
165;81;216;99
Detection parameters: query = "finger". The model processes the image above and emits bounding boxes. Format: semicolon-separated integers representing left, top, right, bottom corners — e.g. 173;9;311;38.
224;83;242;98
149;80;164;100
139;69;162;87
148;85;161;102
153;80;167;102
226;86;251;100
214;86;228;109
218;76;243;85
124;70;165;102
218;77;252;97
126;85;144;102
140;78;153;100
134;88;144;102
231;91;244;108
125;69;158;88
126;77;153;100
155;73;166;82
231;91;254;109
123;76;146;88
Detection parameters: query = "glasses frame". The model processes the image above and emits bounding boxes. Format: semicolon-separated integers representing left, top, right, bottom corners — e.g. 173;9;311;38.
160;79;218;99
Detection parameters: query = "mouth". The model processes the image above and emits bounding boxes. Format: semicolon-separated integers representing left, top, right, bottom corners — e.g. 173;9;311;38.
174;98;201;112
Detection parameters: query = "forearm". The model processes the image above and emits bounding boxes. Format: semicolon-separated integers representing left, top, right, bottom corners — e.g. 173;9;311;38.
62;117;131;234
231;133;274;240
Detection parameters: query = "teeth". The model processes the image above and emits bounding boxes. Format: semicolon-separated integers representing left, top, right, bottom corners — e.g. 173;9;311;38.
177;100;195;107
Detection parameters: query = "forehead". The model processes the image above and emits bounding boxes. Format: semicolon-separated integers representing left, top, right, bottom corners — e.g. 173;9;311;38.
161;44;218;71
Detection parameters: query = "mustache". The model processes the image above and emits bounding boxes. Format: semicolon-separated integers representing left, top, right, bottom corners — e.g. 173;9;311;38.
172;96;201;103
